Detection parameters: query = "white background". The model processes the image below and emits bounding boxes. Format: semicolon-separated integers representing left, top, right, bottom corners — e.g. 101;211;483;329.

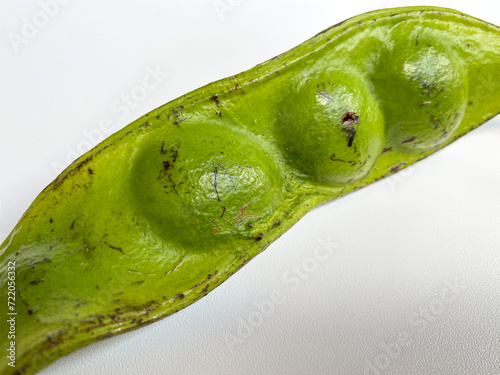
1;1;500;374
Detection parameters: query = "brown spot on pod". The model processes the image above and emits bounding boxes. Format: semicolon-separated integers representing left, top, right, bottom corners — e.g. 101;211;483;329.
341;112;359;126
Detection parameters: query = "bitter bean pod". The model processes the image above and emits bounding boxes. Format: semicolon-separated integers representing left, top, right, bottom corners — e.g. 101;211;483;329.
1;6;499;374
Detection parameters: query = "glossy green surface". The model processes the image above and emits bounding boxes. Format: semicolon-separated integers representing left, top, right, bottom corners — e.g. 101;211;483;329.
1;6;500;374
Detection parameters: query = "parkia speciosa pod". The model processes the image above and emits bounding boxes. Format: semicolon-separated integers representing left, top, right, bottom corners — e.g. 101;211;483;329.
1;6;499;374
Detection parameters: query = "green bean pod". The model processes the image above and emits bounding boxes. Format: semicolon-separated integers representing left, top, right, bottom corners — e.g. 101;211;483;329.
1;6;499;375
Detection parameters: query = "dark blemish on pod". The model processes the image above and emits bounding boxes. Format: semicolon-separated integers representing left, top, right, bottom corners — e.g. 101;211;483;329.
383;147;392;153
272;220;281;227
176;293;185;300
13;364;31;374
390;13;397;17
402;136;416;144
132;280;144;285
312;19;345;37
88;168;94;175
163;161;172;171
49;218;53;223
248;223;253;228
416;35;419;46
210;95;220;107
171;145;179;163
165;252;188;275
70;217;78;229
256;233;264;241
30;278;44;285
104;242;126;256
341;113;358;147
342;112;359;126
391;162;407;173
420;102;431;106
97;332;113;339
241;258;251;266
431;116;442;129
346;128;356;147
330;155;348;163
219;206;226;219
28;309;34;315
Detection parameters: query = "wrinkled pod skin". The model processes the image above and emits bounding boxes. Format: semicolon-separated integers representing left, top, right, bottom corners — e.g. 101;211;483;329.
1;7;500;374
